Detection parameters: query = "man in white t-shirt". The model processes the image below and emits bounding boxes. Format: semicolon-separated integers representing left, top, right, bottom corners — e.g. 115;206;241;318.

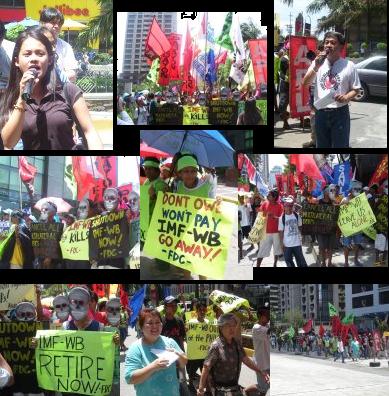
302;31;361;148
39;7;78;82
278;196;308;267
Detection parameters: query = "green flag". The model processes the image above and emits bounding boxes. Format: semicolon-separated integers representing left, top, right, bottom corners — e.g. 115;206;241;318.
342;313;354;324
0;230;15;260
288;325;295;339
64;156;77;199
328;302;338;317
146;58;160;84
216;12;234;51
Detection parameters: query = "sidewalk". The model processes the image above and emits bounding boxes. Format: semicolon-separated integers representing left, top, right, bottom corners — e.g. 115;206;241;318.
272;347;389;370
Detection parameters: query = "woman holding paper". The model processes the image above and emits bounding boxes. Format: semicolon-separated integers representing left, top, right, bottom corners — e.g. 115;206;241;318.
125;308;188;396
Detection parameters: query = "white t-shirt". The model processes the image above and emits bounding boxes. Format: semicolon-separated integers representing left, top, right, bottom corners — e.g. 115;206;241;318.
278;212;302;247
252;323;270;370
238;203;252;227
308;57;361;108
0;39;15;89
55;37;78;74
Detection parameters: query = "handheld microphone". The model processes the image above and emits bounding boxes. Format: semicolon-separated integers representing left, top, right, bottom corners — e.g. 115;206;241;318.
22;69;38;102
317;48;330;65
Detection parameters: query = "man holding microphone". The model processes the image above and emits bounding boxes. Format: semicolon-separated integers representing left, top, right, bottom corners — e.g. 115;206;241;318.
302;31;361;148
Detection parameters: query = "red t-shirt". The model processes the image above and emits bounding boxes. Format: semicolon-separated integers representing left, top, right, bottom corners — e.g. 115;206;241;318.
259;200;284;233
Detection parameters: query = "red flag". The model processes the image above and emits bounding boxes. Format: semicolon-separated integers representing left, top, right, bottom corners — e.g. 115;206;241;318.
341;324;350;344
319;324;325;337
144;17;171;60
303;319;313;333
158;33;182;86
290;154;325;186
182;24;196;95
72;157;104;201
289;35;317;118
215;50;228;67
373;330;382;352
369;154;388;187
276;174;283;194
91;156;118;202
248;39;267;86
331;316;342;336
119;285;129;311
92;284;106;298
18;156;37;183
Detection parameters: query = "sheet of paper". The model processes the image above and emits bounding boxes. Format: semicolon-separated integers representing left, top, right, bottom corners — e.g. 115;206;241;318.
150;348;179;367
314;88;337;110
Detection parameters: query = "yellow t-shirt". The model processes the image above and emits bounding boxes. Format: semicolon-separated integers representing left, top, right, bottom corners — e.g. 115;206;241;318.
10;238;24;268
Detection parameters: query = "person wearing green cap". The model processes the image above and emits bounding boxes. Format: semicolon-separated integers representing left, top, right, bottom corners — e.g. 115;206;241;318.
175;154;215;198
143;157;168;222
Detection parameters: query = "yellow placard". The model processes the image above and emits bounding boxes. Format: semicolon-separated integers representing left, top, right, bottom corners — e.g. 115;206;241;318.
209;290;250;314
0;284;37;310
248;213;266;244
183;105;209;125
186;321;218;360
140;184;149;242
143;192;235;279
60;219;92;261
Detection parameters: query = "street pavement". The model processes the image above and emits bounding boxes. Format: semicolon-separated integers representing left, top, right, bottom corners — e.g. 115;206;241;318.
242;236;383;267
121;327;257;396
274;97;387;148
140;183;253;279
271;351;389;396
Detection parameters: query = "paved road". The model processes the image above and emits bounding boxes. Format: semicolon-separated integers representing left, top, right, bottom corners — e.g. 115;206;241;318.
274;97;387;148
271;351;389;396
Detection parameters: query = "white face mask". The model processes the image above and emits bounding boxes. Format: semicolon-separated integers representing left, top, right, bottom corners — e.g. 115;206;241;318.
329;191;336;200
53;296;70;322
77;200;90;220
15;302;36;322
40;203;55;222
352;189;361;197
69;289;89;321
103;189;119;212
106;299;121;326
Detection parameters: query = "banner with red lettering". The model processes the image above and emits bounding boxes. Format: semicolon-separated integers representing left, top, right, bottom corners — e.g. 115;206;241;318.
369;154;388;187
289;35;317;118
159;33;182;86
248;39;267;86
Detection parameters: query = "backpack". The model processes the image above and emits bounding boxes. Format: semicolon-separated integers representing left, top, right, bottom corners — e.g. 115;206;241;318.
282;212;299;227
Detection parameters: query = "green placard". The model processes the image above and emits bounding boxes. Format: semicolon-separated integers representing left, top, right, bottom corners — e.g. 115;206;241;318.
143;192;235;278
186;321;218;360
35;330;115;396
209;290;250;313
256;99;267;125
183;105;209;125
60;219;92;261
338;193;376;237
140;184;149;242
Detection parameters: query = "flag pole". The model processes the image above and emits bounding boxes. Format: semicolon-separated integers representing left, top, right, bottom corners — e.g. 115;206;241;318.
19;166;23;210
204;12;208;92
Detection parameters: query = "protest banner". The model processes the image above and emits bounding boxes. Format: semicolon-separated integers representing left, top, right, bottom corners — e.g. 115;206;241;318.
248;213;266;244
333;161;351;196
91;156;118;202
0;229;14;259
0;321;45;393
60;219;92;261
256;99;267;124
186;321;218;360
143;192;235;278
362;225;377;241
0;284;37;310
301;202;339;235
35;330;115;396
140;185;149;242
183;105;209;125
374;194;388;234
209;290;250;314
338;193;376;237
89;211;130;260
155;104;183;124
31;223;64;259
289;35;317;118
248;39;267;87
208;100;238;125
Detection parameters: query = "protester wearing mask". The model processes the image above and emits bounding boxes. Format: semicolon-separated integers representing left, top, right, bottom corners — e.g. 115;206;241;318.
340;180;364;266
317;185;338;267
53;294;70;323
0;210;34;269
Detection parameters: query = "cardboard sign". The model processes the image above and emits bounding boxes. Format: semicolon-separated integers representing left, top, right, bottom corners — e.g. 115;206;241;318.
155;104;183;125
301;202;339;235
374;194;388;234
35;330;115;396
140;185;149;242
89;211;130;260
0;321;45;393
338;193;376;237
209;290;250;314
0;284;37;310
208;100;238;125
248;213;266;243
143;192;235;278
186;321;218;360
256;99;268;125
60;219;92;261
362;225;377;241
31;222;64;259
183;105;209;125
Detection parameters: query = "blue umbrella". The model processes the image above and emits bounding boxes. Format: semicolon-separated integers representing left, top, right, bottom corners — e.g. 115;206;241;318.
140;130;235;168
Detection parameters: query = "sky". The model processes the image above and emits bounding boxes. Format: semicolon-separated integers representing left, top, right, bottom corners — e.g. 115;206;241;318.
269;154;288;171
117;12;266;74
274;0;329;39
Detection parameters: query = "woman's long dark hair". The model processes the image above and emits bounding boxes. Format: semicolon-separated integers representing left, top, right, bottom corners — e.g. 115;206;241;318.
0;27;58;130
243;98;263;125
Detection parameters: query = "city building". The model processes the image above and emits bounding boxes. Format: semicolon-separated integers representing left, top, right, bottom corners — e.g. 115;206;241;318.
252;154;269;184
121;12;177;91
345;284;389;328
269;165;283;188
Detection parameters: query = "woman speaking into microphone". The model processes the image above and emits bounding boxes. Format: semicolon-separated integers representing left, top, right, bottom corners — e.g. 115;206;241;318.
0;28;103;150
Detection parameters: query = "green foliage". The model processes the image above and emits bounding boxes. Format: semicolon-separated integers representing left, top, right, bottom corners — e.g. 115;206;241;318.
350;51;360;58
361;42;368;49
346;43;353;55
91;52;113;65
5;25;25;42
376;42;387;52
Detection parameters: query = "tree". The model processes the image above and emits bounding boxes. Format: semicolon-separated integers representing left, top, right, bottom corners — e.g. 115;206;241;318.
75;0;113;52
240;21;262;42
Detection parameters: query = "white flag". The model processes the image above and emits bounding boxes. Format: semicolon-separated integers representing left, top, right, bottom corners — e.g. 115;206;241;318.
229;13;246;62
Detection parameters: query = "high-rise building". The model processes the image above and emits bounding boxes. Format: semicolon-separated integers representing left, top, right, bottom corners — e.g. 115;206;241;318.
253;154;269;184
269;165;283;188
122;12;177;90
